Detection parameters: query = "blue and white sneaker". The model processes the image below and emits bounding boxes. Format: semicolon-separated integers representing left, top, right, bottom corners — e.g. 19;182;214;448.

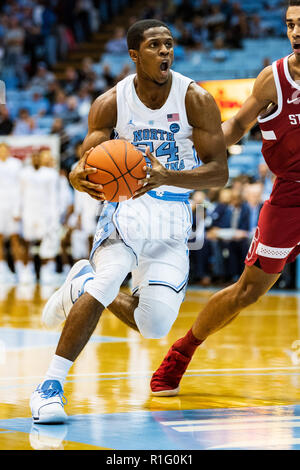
30;380;68;424
42;259;94;329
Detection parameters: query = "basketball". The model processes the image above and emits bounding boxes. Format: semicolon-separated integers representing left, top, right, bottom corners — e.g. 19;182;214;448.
85;140;146;202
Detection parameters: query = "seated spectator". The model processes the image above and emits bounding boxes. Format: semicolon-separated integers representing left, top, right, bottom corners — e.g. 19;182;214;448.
0;106;13;135
210;36;229;62
77;57;96;87
243;182;263;238
188;16;209;48
189;190;213;286
195;0;212;18
168;18;185;41
51;117;71;160
175;0;195;23
28;62;55;92
220;0;233;26
61;66;80;95
249;14;264;38
52;91;68;116
61;96;81;125
205;5;226;42
77;85;92;119
29;92;50;117
102;64;116;89
105;27;128;54
177;28;197;49
13;108;36;135
4;16;25;66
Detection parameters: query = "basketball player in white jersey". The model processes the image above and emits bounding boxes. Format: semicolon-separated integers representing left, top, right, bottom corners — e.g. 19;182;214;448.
0;142;22;283
18;151;60;284
30;19;228;423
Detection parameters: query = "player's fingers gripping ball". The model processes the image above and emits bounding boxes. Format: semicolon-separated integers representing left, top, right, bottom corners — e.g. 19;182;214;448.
85;140;147;202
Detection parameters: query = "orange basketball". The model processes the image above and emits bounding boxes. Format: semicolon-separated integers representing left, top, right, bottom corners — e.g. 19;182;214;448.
85;140;146;202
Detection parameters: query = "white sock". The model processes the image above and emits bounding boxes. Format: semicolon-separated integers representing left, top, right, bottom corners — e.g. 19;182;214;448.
44;354;73;387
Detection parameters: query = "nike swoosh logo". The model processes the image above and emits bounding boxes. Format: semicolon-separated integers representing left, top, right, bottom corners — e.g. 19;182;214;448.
287;97;300;104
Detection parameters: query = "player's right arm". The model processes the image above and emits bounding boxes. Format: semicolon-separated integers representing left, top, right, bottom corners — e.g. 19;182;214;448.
69;87;117;200
222;65;277;147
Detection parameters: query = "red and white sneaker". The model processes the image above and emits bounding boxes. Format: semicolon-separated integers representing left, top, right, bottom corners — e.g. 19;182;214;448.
150;346;191;397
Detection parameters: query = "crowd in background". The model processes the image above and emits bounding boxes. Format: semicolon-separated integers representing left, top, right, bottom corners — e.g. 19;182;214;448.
0;0;296;289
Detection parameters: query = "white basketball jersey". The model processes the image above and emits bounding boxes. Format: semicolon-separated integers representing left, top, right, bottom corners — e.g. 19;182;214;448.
115;71;201;199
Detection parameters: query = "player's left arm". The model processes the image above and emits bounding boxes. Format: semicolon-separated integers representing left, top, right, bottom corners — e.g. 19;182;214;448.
133;84;228;198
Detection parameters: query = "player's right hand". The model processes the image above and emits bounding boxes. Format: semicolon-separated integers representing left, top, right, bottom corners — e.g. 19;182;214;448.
69;147;106;201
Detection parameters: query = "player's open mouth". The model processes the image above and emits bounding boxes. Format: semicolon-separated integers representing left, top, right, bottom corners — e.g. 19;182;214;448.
160;61;169;75
293;43;300;52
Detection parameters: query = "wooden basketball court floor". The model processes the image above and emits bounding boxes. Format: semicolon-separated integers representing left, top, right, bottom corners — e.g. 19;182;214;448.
0;282;300;450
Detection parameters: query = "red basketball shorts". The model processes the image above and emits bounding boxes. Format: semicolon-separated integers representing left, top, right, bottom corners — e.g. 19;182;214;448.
245;200;300;274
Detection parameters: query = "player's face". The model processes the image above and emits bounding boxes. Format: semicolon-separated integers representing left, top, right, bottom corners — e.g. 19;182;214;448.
134;27;174;85
286;6;300;57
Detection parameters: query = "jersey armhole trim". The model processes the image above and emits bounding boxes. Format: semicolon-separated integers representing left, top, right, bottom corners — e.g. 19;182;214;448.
257;60;283;124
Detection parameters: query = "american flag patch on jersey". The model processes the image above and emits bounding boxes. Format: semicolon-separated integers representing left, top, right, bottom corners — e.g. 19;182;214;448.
167;113;180;122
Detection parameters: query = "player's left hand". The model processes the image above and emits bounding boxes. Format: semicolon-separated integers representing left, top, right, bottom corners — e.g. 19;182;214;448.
132;147;169;199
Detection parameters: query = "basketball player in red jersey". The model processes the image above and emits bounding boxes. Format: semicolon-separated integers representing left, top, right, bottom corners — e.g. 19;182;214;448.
150;0;300;396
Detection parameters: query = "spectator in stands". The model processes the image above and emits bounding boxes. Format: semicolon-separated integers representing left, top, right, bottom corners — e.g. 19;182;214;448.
105;26;128;54
210;36;229;62
175;0;195;23
101;64;116;89
13;108;36;135
77;57;96;87
61;96;81;125
249;14;264;38
243;182;263;239
52;90;68;116
40;1;58;67
50;117;70;161
74;0;93;43
0;106;13;135
205;4;226;42
189;190;212;286
141;0;164;20
28;62;55;91
188;16;209;48
4;16;25;66
226;188;250;281
76;85;92;118
220;0;233;26
61;66;80;96
30;91;50;117
195;0;212;18
178;28;197;49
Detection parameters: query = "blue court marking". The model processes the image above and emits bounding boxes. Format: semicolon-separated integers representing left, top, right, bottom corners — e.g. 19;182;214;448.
0;327;131;350
2;405;300;449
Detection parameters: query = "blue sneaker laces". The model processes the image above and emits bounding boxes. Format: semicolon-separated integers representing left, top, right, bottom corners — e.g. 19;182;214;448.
38;380;68;405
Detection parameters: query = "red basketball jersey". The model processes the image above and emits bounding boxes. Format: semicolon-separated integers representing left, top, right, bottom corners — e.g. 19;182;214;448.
258;55;300;183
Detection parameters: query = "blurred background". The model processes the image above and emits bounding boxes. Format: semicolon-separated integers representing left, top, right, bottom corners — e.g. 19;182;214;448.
0;0;298;291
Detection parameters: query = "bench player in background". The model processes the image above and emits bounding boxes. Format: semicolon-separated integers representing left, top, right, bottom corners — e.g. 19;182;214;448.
30;18;228;423
0;142;22;284
17;150;60;285
150;0;300;396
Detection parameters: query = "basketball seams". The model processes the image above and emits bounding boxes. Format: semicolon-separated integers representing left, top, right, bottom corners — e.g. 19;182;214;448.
85;163;119;200
120;141;134;196
86;140;146;201
100;142;124;177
